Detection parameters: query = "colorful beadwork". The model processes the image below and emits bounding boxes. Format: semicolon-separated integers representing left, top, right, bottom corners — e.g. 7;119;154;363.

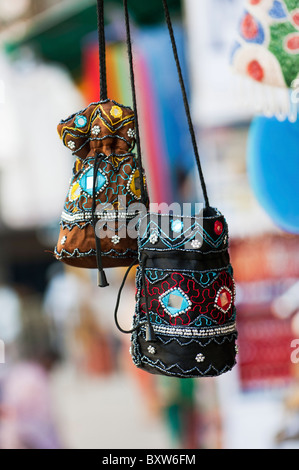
54;99;149;267
131;211;237;378
79;167;108;197
171;219;184;233
110;105;123;119
159;287;192;318
215;286;233;314
214;220;223;235
75;115;88;128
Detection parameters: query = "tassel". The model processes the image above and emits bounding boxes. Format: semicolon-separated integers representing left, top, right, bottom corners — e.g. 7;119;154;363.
146;323;156;342
98;269;109;287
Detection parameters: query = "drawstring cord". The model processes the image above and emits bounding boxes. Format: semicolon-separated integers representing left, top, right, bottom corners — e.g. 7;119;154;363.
91;153;109;287
114;254;156;341
162;0;210;209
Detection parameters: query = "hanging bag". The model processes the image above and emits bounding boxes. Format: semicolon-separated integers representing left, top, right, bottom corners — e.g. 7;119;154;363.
114;0;238;378
54;0;148;286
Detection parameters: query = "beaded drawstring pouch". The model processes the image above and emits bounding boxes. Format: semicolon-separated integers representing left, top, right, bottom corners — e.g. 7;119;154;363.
114;0;238;378
54;0;148;286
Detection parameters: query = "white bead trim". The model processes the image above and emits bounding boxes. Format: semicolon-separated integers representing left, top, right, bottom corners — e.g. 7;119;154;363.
143;322;237;339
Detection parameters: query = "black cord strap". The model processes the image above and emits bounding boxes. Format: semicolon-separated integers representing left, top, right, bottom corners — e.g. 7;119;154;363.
162;0;210;208
123;0;148;207
96;0;108;101
114;258;138;334
91;154;109;287
114;255;156;341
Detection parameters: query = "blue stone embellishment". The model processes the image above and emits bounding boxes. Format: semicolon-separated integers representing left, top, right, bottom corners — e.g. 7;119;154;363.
171;219;184;233
75;115;87;128
79;167;108;196
159;287;192;317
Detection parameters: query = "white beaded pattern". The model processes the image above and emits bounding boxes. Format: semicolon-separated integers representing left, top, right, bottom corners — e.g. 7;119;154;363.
147;345;156;355
195;353;205;363
67;140;76;150
149;231;159;244
91;125;101;136
144;322;237;339
111;235;121;245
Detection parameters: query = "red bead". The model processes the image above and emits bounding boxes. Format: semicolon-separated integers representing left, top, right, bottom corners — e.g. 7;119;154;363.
214;220;223;235
216;287;232;313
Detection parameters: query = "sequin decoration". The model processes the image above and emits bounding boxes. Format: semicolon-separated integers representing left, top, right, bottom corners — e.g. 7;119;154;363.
149;231;159;244
127;168;143;200
69;182;81;201
79;167;108;197
147;345;156;354
215;286;233;314
110;105;123;119
60;236;67;245
111;235;121;245
195;353;205;363
191;239;202;249
91;125;101;136
214;220;223;235
127;128;136;139
67;140;76;150
74;115;87;128
171;219;184;233
159;287;192;318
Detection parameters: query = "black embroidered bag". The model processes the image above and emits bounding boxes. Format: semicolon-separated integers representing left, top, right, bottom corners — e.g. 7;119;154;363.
114;0;238;378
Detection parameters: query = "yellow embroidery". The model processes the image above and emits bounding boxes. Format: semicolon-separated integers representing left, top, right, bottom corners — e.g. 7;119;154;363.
75;158;83;173
69;182;81;201
128;169;144;200
110;105;123;119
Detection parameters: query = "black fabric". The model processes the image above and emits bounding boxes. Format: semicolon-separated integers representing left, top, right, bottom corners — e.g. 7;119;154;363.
129;209;238;378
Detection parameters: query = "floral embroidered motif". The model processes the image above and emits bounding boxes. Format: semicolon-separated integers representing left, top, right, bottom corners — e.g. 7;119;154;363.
195;353;205;363
91;125;101;136
74;115;87;128
149;231;159;244
111;235;121;245
127;128;136;139
110;105;123;119
67;140;76;150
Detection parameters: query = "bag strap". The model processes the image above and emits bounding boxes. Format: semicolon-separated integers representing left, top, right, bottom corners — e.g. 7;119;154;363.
96;0;108;101
114;255;156;341
92;0;109;287
162;0;210;209
123;0;149;207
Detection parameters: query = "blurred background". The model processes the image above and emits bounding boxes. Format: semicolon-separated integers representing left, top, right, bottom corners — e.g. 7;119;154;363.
0;0;299;449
